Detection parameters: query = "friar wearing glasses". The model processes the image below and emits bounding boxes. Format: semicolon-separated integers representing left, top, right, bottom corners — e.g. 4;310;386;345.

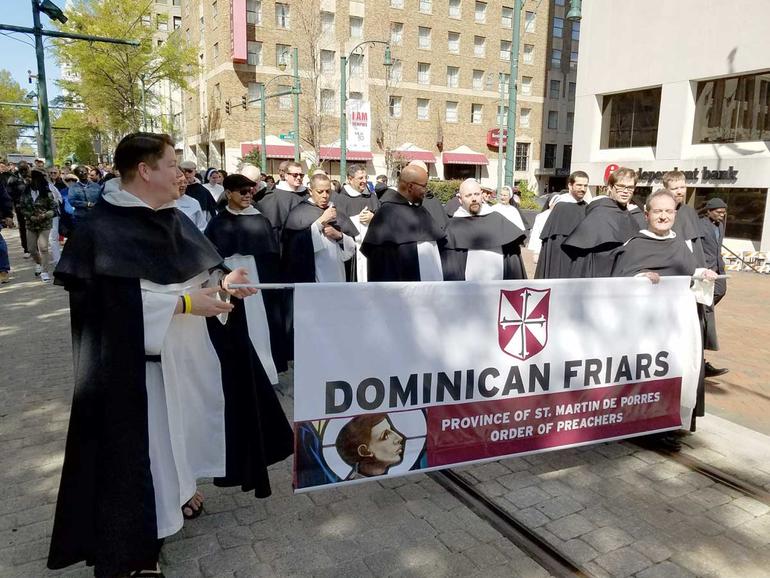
205;173;289;374
332;163;380;281
255;159;308;245
361;164;446;281
562;167;644;278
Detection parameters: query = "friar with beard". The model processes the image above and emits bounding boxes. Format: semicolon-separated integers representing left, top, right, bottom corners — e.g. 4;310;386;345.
562;167;643;278
441;178;527;280
332;163;380;281
361;164;446;282
662;171;706;265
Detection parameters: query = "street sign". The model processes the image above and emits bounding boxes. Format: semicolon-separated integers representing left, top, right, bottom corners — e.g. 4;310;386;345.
279;131;296;141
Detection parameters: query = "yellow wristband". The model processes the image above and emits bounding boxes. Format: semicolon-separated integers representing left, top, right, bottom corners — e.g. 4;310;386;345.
183;294;193;314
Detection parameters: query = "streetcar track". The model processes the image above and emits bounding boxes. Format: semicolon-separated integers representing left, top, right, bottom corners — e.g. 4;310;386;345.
431;470;588;578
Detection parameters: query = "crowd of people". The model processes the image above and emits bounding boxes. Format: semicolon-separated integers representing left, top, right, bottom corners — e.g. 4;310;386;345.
0;132;730;578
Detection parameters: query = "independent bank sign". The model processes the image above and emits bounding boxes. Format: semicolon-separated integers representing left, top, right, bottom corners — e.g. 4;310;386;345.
292;279;699;491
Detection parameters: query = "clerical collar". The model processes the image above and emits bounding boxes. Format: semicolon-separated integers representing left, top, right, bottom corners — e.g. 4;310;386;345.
103;182;177;211
276;181;307;193
343;183;368;198
225;205;260;216
453;203;493;218
640;229;676;240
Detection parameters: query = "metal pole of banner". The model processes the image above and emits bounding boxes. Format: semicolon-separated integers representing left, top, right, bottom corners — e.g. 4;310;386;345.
229;283;296;290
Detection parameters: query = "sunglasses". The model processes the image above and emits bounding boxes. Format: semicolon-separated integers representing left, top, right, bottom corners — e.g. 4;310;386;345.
182;168;195;173
287;172;304;178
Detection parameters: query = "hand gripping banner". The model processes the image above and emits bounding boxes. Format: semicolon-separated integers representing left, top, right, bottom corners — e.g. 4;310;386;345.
292;278;702;492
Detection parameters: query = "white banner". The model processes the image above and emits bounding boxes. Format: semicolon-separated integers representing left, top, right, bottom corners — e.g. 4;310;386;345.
293;278;702;491
346;100;371;152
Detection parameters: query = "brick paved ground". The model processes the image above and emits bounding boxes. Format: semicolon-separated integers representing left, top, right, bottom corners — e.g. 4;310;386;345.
0;230;551;578
2;229;769;578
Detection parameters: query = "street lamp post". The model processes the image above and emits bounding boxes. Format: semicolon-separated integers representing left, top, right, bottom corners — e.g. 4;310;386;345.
339;41;391;180
497;73;505;193
504;0;581;187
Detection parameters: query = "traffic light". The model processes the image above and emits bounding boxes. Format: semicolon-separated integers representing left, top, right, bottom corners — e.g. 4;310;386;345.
225;99;231;115
241;95;247;109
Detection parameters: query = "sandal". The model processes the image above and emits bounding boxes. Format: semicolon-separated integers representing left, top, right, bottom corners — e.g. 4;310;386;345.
128;570;165;578
181;496;204;520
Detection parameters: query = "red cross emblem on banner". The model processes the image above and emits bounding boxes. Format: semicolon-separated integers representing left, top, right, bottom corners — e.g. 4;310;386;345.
498;288;551;360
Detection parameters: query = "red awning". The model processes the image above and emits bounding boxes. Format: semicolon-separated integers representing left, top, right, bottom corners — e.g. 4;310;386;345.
241;143;296;159
442;151;489;165
395;150;437;163
319;147;373;161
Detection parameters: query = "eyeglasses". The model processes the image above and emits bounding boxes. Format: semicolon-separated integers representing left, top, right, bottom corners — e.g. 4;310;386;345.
182;168;195;173
287;172;304;178
234;188;254;196
410;181;429;189
613;185;634;194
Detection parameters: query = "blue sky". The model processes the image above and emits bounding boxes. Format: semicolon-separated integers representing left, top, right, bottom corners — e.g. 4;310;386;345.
1;0;62;97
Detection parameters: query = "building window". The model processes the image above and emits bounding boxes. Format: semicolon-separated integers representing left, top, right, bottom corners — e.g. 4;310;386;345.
572;21;580;41
173;16;182;29
550;79;561;99
692;188;766;241
570;51;578;69
547;111;558;130
515;142;529;171
389;59;402;82
496;105;508;125
349;53;364;78
321;89;335;114
278;84;291;110
501;73;510;89
246;0;261;25
141;13;151;26
693;70;770;144
213;82;221;105
552;16;564;38
247;41;262;65
568;82;576;101
390;0;403;7
212;0;218;20
521;76;532;96
567;112;574;132
601;87;661;148
474;36;486;57
448;31;460;53
543;144;556;169
276;44;290;68
475;1;486;23
445;101;458;122
320;49;335;74
212;42;219;61
562;144;572;169
418;27;431;49
349;16;363;39
418;62;431;85
520;108;530;127
389;95;402;118
419;0;432;14
551;49;562;68
473;70;484;90
156;14;168;31
523;44;534;64
447;66;459;88
275;3;289;29
417;98;430;120
471;103;483;124
524;11;535;33
501;6;513;28
349;91;363;103
500;40;511;61
449;0;461;18
390;22;403;45
321;11;334;34
248;81;263;107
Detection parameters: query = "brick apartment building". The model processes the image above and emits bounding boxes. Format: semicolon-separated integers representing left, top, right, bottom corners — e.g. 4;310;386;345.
180;0;578;191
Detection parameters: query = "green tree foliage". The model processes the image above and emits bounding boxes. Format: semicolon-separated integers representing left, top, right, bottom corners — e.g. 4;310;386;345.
0;70;37;155
516;179;540;210
426;180;462;204
52;0;197;137
52;109;98;165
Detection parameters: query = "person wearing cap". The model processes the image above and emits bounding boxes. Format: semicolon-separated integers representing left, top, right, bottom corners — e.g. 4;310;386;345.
175;167;208;231
205;173;289;374
700;197;729;377
180;160;218;220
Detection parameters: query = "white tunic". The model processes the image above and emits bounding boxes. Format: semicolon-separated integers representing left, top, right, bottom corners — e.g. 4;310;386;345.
104;188;227;539
341;184;372;282
177;195;208;232
490;202;526;231
310;218;356;282
452;204;505;280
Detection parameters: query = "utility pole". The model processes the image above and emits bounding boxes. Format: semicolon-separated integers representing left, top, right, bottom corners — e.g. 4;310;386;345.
0;0;139;164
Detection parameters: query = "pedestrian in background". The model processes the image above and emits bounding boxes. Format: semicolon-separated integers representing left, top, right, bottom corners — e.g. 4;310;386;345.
19;169;57;282
68;165;101;222
5;161;31;257
0;179;14;284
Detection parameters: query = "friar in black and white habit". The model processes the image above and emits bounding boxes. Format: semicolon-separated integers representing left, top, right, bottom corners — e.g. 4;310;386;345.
562;167;642;278
441;178;527;281
254;160;308;245
205;173;290;375
331;163;380;281
534;172;590;279
361;164;446;282
611;189;717;446
47;133;292;578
